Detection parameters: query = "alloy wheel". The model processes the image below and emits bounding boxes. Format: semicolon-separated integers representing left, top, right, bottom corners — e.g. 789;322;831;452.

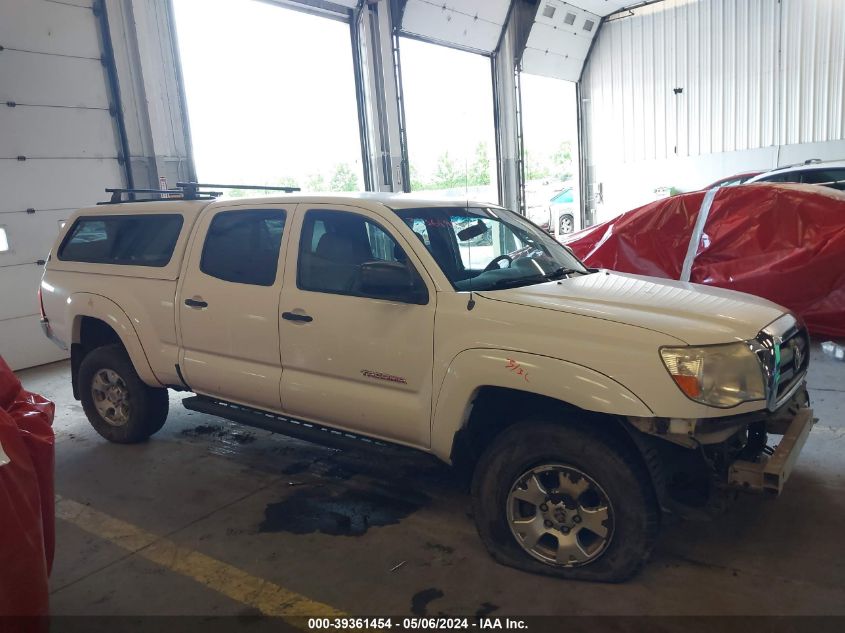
506;464;613;566
91;368;131;426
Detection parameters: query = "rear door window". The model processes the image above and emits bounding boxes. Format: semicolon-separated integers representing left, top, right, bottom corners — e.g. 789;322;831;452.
58;214;184;266
200;209;287;286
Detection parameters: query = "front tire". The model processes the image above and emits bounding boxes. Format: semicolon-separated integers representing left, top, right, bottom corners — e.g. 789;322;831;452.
79;344;169;443
471;419;659;582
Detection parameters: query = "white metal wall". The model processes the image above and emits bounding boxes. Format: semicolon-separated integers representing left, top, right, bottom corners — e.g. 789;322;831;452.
0;0;124;370
580;0;845;220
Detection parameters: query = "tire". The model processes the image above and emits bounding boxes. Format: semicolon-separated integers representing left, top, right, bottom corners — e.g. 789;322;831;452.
79;344;169;443
559;214;575;234
471;419;659;582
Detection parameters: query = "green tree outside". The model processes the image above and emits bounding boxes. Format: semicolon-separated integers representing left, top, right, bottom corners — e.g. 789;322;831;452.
467;142;491;186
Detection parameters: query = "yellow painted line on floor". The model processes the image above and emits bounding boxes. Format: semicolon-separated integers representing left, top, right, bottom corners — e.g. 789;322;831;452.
55;496;346;618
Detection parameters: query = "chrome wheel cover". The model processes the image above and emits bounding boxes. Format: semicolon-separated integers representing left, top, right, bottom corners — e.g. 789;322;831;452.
91;368;131;426
506;464;613;567
560;215;574;234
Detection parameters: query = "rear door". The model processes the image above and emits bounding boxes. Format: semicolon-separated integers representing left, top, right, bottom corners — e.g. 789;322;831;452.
177;203;292;411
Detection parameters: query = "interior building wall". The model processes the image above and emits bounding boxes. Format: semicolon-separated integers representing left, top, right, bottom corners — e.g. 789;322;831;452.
580;0;845;222
0;0;193;370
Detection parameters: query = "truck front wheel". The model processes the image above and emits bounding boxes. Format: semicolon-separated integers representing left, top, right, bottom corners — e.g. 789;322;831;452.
471;419;659;582
79;344;169;443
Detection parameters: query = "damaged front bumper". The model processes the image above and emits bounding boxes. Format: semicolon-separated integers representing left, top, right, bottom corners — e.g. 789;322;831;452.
727;406;814;496
628;387;815;504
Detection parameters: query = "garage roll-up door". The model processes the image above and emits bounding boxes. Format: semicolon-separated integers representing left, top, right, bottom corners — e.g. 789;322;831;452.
0;0;125;370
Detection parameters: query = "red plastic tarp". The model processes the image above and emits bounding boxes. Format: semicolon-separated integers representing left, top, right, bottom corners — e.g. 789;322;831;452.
563;183;845;339
0;355;55;617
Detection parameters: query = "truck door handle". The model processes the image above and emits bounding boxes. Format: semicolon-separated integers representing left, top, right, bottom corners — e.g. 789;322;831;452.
184;298;208;308
282;311;313;323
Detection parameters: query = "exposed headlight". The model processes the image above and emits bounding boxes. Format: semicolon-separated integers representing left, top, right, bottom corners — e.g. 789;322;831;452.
660;342;766;408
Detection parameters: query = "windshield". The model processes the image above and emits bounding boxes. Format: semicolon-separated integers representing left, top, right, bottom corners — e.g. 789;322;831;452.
393;206;591;291
551;189;574;204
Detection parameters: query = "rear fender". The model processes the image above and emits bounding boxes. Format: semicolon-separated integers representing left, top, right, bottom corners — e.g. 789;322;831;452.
68;293;159;387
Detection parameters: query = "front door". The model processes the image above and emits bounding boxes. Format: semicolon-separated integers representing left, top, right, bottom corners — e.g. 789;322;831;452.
279;204;436;448
178;204;291;411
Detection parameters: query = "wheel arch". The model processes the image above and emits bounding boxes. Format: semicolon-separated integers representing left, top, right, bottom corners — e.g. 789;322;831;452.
68;295;159;398
432;349;657;479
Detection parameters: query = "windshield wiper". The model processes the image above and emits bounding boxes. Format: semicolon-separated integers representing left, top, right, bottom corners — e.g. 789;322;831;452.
487;277;543;290
543;267;582;281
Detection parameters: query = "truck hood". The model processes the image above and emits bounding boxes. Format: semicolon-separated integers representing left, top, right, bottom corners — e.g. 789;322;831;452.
477;271;786;345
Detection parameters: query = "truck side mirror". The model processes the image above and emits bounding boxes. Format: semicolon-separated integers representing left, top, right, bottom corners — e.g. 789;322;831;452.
359;261;427;304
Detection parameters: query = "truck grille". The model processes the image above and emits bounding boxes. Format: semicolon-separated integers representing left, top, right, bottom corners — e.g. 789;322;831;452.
755;314;810;410
775;329;810;399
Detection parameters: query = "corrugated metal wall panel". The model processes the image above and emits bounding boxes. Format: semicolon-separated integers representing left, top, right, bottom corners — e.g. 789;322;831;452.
780;0;845;144
584;0;845;163
580;0;845;221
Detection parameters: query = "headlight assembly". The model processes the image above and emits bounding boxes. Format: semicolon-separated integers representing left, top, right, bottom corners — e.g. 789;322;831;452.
659;342;766;408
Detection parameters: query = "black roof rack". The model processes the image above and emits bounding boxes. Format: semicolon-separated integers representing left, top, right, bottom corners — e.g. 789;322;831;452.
99;181;300;204
178;182;301;195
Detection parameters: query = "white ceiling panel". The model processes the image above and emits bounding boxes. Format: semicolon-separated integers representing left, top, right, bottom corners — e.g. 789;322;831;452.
526;20;594;52
437;0;512;24
400;0;509;53
0;0;101;58
521;0;611;81
535;1;600;33
522;47;586;81
568;0;629;17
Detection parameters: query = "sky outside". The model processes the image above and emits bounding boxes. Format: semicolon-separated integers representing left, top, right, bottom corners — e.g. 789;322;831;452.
520;73;578;166
399;36;497;186
172;0;577;196
172;0;363;187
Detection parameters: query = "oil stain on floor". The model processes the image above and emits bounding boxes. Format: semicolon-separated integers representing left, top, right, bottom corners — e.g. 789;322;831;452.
259;485;430;537
411;588;444;616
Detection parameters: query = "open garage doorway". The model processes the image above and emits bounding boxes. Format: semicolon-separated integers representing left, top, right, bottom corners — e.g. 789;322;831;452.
172;0;364;195
519;73;580;238
399;37;499;204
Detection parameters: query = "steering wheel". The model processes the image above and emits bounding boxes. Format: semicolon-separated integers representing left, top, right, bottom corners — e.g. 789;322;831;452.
483;254;512;272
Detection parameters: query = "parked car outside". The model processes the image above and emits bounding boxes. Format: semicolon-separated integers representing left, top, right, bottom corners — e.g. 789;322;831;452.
549;187;579;234
746;159;845;190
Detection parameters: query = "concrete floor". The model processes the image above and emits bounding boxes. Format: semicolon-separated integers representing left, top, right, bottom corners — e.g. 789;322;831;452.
17;343;845;617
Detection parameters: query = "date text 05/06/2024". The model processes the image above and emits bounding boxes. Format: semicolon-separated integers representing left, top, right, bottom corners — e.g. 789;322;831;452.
307;617;529;630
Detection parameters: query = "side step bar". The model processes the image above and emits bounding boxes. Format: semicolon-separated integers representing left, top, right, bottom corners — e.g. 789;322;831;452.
181;396;419;457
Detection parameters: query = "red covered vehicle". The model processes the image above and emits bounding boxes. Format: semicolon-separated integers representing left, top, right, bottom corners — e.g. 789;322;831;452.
562;183;845;339
0;356;55;616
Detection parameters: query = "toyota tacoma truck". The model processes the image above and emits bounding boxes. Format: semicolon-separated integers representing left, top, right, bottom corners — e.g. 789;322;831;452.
39;186;814;581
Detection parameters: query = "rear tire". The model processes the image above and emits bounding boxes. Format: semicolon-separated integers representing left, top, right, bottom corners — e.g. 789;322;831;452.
79;344;169;443
471;419;659;582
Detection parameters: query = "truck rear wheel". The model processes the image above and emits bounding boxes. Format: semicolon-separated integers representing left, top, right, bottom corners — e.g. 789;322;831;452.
79;344;169;444
471;419;659;582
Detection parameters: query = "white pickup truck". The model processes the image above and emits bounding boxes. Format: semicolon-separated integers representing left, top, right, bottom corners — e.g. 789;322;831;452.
39;187;814;581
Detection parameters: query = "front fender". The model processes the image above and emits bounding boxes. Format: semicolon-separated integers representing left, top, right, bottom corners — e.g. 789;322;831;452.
68;293;160;387
430;349;653;461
